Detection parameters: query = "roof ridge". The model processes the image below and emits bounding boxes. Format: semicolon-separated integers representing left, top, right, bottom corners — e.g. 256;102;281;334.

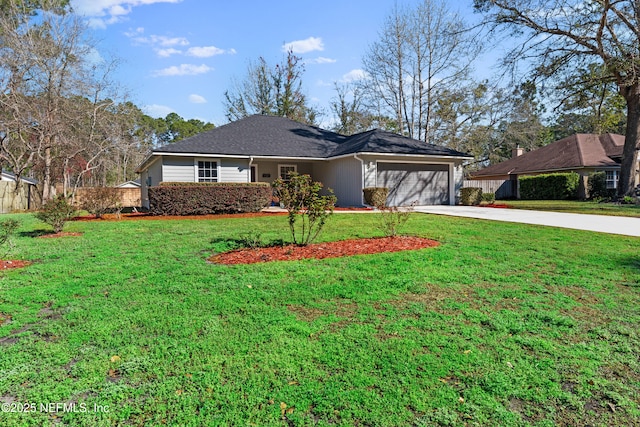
574;134;586;166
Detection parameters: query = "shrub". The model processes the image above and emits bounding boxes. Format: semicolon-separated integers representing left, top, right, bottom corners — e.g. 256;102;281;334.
519;173;579;200
81;187;122;218
588;172;615;200
148;183;271;215
378;203;415;237
35;195;76;233
0;218;19;254
363;187;389;207
460;188;482;205
272;173;337;246
481;192;496;204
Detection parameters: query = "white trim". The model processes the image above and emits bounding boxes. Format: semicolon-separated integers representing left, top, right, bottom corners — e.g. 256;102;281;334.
250;155;326;161
194;158;221;182
250;164;259;182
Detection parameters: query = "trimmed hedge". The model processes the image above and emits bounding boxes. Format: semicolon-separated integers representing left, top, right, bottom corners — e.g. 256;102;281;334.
519;172;579;200
363;187;389;207
460;187;482;205
149;182;271;215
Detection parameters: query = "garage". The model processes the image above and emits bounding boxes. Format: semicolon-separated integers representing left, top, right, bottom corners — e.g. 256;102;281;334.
377;162;449;206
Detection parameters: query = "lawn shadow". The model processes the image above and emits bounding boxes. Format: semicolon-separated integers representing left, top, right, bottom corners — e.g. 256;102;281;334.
19;230;51;238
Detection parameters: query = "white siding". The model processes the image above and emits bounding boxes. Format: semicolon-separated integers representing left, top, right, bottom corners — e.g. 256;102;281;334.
221;159;250;182
163;157;196;182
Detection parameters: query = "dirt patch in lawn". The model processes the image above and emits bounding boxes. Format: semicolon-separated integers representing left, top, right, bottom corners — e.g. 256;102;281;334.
38;232;83;238
209;236;439;265
0;260;31;269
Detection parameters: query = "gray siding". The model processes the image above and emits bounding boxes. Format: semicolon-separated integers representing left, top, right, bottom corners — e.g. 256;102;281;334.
315;157;363;207
163;157;196;182
220;159;250;182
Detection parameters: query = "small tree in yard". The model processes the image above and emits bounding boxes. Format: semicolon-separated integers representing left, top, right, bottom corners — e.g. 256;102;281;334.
272;173;337;246
81;187;122;219
35;195;76;233
0;219;19;255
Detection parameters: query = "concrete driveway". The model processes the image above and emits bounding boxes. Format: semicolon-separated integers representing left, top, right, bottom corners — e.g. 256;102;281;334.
414;205;640;237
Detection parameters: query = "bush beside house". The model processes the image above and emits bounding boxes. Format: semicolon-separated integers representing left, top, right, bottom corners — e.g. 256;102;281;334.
148;182;271;215
519;173;580;200
460;187;483;205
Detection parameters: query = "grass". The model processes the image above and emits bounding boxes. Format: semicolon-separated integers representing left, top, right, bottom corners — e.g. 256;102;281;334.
0;212;639;426
504;199;640;217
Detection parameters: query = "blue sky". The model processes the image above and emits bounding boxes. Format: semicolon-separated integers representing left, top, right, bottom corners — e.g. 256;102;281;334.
70;0;483;127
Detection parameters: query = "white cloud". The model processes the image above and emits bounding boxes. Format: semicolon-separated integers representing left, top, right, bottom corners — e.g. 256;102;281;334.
283;36;324;54
341;69;367;83
189;94;207;104
186;46;226;58
72;0;183;27
152;64;212;77
306;57;337;65
143;104;174;118
156;48;182;58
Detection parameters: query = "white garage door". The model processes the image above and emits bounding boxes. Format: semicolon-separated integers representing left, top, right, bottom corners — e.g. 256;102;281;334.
377;163;449;206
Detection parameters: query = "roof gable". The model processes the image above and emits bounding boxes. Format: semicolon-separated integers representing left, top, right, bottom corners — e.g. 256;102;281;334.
471;133;622;178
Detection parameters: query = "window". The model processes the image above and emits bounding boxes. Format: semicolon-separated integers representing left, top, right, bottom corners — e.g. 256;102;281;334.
198;160;218;182
278;164;297;181
606;170;619;189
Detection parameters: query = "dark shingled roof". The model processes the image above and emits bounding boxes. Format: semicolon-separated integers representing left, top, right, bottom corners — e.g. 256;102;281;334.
153;115;471;159
471;133;624;178
331;128;470;157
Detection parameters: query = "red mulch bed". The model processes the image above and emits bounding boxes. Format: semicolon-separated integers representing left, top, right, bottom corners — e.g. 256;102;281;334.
38;232;83;238
208;236;439;265
0;260;31;270
72;208;373;222
71;212;287;222
480;204;511;208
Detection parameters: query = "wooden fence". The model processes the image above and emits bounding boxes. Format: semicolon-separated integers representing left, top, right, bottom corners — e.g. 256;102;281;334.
463;179;516;199
72;187;141;208
0;181;36;213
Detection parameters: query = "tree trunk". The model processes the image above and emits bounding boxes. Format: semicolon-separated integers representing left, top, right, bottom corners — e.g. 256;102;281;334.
42;146;54;202
619;84;640;197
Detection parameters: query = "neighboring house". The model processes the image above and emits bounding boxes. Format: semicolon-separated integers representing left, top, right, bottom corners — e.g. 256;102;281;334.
0;171;38;212
116;180;141;188
469;133;638;198
137;115;472;208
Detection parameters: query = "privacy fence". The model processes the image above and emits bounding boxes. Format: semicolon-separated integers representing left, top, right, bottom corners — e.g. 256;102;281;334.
0;181;36;213
463;179;516;199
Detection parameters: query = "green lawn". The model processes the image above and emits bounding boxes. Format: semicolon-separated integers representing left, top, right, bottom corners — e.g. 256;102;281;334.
1;212;639;426
504;199;640;217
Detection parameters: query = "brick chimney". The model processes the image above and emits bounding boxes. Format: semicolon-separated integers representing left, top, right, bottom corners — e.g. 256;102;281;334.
512;146;524;158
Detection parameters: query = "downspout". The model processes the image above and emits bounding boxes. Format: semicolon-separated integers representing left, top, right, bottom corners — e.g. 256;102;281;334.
353;154;365;206
248;156;254;182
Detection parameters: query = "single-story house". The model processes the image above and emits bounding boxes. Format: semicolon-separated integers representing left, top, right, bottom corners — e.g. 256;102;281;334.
136;115;472;208
469;133;639;198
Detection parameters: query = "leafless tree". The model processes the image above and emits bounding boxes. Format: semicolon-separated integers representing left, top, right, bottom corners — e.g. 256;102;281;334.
361;0;481;141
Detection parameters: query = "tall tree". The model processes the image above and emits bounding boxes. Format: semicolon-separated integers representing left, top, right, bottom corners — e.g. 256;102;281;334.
361;0;481;141
223;51;319;125
475;0;640;196
329;83;376;135
552;64;626;139
0;0;120;201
